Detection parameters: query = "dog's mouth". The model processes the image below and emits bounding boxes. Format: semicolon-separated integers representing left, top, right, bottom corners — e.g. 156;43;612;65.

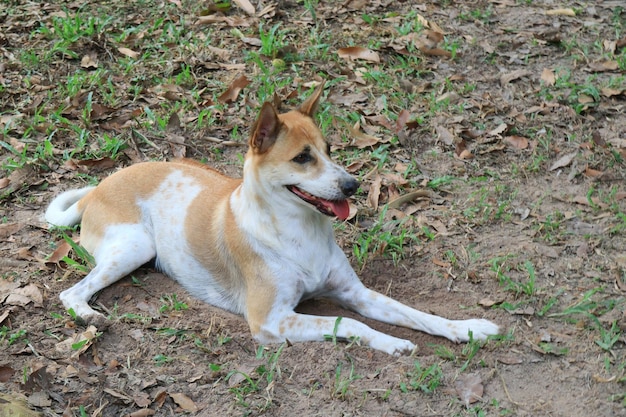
287;185;350;220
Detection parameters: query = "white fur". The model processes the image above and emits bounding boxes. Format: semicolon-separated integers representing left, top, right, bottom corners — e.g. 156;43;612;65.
45;187;95;226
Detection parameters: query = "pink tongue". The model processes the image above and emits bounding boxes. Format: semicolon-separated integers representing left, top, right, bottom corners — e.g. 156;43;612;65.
329;199;350;220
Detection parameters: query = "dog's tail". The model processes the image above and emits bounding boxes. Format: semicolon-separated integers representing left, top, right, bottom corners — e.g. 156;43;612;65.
45;187;95;226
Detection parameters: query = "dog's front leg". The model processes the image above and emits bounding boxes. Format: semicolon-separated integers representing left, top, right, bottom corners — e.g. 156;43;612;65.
327;255;500;343
254;311;416;356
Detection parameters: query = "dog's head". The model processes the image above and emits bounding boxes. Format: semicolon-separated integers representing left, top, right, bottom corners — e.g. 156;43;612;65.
245;82;359;220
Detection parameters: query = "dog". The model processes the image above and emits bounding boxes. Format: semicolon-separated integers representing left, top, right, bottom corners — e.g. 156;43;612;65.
45;82;499;355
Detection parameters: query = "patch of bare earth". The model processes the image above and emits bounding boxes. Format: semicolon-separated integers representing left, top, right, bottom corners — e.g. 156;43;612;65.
1;1;625;416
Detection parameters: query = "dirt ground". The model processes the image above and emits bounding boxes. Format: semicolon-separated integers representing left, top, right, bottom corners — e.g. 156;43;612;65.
1;1;625;416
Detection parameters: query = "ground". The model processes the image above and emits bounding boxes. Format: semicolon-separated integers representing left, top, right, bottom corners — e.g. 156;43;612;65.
0;1;625;416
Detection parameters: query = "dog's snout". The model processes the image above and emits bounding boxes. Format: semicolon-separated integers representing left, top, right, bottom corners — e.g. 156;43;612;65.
340;177;359;197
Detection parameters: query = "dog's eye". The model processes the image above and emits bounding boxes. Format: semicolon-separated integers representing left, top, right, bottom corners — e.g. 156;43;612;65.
292;152;313;164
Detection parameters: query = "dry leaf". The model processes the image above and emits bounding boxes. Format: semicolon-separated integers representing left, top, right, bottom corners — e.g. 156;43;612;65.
504;136;529;150
479;298;498;307
587;61;619;72
601;87;624;97
395;109;411;133
455;373;484;406
195;15;249;27
546;8;576;16
500;69;531;86
0;178;9;189
0;365;15;383
497;354;524;365
328;92;368;106
349;122;384;148
128;409;156;417
118;47;140;59
337;46;380;63
0;223;23;239
166;113;186;158
169;392;199;412
541;68;555;86
435;125;455;146
80;55;98;69
55;325;99;357
367;174;382;209
5;283;43;307
46;240;72;265
233;0;255;15
218;75;250;104
549;151;577;171
488;123;508;137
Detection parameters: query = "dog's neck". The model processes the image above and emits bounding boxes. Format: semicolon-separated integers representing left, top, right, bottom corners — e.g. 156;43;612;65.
231;163;334;248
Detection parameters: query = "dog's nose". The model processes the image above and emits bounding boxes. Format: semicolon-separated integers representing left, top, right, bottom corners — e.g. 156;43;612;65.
341;177;359;197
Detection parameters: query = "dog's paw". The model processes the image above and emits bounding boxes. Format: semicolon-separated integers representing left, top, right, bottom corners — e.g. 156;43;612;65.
370;335;416;356
451;319;500;342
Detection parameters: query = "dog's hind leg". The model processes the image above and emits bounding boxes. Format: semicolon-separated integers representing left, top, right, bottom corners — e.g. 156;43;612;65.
59;225;156;324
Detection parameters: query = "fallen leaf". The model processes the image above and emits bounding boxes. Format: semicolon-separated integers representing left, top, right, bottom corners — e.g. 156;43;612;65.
118;47;140;59
337;46;380;63
28;391;51;407
500;69;531;86
570;195;608;209
497;354;524;365
133;392;151;408
541;68;555;86
601;87;624;97
345;160;365;173
479;298;498;307
328;92;368;106
73;157;116;172
218;75;250;104
128;409;156;417
5;283;43;307
195;15;249;27
367;174;382;209
577;93;595;104
587;61;619;72
233;0;255;15
166;113;186;158
395;109;411;134
349;121;384;148
0;178;9;189
583;167;603;178
487;123;508;137
455;373;483;406
432;258;451;268
80;54;98;69
169;392;199;412
0;223;23;239
504;135;529;150
435;125;455;146
549;151;577;171
55;325;99;357
545;8;576;16
0;365;15;382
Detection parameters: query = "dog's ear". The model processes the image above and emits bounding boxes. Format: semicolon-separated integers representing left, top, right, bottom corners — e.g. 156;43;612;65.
250;102;281;154
298;80;325;118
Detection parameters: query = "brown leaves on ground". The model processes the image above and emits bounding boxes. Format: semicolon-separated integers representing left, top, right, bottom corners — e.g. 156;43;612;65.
218;74;250;104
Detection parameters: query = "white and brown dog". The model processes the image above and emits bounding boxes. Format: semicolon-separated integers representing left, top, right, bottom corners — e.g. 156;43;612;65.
46;83;499;355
